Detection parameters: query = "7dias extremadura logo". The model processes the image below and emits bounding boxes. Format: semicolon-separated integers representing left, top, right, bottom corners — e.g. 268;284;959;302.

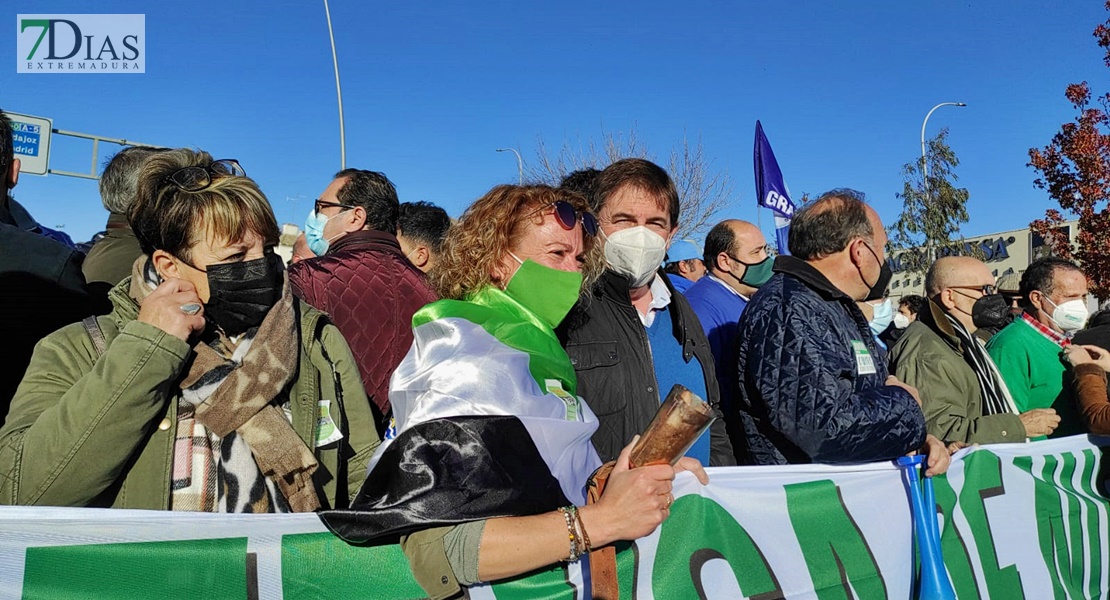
17;14;144;73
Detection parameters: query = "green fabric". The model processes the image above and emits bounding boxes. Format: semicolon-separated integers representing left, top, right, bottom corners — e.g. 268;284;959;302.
889;318;1024;444
986;319;1081;439
0;277;379;509
23;537;250;599
81;215;142;288
415;286;578;396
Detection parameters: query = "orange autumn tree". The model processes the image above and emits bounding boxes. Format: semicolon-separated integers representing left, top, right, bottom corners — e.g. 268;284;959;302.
1028;2;1110;300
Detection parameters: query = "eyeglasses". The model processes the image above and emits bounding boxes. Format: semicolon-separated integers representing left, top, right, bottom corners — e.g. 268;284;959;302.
528;201;598;236
950;284;997;297
164;159;245;192
314;199;356;214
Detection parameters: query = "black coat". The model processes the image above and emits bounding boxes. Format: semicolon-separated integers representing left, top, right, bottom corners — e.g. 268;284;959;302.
0;222;96;424
557;270;735;466
734;256;927;466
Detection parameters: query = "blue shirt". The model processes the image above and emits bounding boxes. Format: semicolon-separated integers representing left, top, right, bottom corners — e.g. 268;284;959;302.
645;301;711;465
684;275;749;415
666;273;695;294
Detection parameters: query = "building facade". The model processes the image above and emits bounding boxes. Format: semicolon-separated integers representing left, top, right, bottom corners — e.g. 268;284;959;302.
888;221;1079;299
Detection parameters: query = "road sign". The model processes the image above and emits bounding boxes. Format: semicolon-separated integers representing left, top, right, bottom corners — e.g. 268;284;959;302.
6;112;52;176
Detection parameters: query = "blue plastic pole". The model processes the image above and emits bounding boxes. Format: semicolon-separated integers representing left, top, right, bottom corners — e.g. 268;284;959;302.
897;455;956;600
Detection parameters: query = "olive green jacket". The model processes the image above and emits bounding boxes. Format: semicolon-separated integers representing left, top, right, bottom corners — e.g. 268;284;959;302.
0;279;380;509
888;300;1025;445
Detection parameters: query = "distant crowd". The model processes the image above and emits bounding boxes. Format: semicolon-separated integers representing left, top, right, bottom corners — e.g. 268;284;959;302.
1;107;1107;597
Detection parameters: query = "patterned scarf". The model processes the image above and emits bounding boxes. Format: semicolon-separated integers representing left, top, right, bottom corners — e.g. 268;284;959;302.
944;313;1020;417
129;257;321;513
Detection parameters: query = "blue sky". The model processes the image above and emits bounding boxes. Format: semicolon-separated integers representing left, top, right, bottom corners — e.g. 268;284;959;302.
3;1;1107;244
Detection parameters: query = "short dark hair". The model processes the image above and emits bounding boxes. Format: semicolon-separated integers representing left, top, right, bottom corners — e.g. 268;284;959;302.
398;201;451;252
131;148;280;261
334;169;399;233
663;259;699;276
788;189;873;260
99;146;165;214
703;221;739;270
595;159;680;229
898;294;927;316
0;109;13;192
1019;257;1084;307
559;168;602;209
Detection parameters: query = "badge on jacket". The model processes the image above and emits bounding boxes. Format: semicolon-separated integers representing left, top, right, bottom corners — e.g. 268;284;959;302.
850;340;877;375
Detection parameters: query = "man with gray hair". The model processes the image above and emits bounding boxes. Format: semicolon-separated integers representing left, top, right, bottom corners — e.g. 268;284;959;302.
888;256;1060;445
83;146;162;293
734;189;947;473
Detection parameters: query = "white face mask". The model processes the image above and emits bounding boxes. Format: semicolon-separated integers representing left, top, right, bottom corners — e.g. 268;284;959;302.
893;312;911;330
602;226;668;288
1043;295;1089;332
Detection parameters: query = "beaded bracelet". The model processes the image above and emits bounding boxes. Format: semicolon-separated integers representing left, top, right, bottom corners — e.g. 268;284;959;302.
558;507;581;562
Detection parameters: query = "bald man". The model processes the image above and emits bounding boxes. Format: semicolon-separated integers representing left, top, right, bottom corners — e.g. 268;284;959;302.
685;220;771;461
888;256;1060;444
735;190;947;473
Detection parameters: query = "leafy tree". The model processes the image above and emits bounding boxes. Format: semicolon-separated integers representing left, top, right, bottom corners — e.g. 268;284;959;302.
1028;1;1110;300
889;128;974;273
527;127;733;240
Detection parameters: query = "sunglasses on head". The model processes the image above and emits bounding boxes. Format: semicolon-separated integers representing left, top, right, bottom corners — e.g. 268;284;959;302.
533;201;598;236
164;159;245;192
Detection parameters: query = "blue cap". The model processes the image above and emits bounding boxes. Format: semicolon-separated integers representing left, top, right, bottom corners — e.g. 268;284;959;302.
666;240;702;264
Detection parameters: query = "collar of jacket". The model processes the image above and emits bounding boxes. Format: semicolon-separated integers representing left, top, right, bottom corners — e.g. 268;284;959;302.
595;268;694;355
106;212;132;230
918;297;965;353
772;255;855;302
326;229;402;255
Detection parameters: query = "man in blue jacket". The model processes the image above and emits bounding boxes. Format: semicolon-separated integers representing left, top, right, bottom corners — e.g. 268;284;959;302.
735;189;947;473
685;219;770;462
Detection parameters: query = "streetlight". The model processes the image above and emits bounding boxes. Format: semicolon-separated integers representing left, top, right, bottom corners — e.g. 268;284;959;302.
920;102;966;184
496;148;524;184
323;0;346;170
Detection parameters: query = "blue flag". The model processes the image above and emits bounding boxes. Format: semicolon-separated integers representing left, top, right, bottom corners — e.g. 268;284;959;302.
754;121;796;255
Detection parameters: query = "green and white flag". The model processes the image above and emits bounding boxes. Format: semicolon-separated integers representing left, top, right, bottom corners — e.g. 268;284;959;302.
322;287;602;543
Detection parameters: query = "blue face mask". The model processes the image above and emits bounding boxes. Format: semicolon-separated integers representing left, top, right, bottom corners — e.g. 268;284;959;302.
869;298;895;336
303;209;346;256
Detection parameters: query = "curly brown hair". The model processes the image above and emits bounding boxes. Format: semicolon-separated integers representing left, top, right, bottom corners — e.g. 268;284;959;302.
430;185;605;300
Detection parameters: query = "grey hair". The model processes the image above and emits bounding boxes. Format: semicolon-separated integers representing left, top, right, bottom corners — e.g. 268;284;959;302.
99;146;164;214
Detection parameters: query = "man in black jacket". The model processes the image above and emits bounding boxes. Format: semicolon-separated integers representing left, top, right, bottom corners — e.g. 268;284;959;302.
735;189;947;473
557;159;734;466
0;109;96;424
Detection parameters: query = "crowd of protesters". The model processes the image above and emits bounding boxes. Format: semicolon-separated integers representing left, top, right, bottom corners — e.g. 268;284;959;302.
2;106;1109;596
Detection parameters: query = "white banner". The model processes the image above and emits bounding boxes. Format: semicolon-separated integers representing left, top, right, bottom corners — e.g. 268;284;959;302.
0;435;1107;599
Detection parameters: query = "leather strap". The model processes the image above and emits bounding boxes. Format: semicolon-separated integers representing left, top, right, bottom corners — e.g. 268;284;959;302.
586;462;619;600
82;316;107;357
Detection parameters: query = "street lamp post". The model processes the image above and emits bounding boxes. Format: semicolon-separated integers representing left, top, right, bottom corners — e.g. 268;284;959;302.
323;0;346;170
920;102;966;184
496;148;524;184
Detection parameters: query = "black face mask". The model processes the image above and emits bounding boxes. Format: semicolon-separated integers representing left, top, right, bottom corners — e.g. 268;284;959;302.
865;261;894;302
971;293;1010;330
204;252;285;336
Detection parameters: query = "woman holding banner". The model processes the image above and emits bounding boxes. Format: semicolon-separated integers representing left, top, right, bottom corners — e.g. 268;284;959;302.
0;149;379;513
321;185;707;597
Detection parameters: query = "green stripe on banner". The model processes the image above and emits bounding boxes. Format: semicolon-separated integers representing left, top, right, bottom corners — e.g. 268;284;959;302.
653;495;781;598
280;533;426;599
931;474;982;599
22;538;248;599
958;450;1024;597
1076;449;1105;600
785;480;886;600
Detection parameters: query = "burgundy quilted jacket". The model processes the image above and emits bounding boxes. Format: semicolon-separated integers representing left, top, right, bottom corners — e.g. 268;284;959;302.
288;230;437;427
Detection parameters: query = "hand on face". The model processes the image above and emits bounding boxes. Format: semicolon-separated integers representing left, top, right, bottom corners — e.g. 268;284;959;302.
137;278;206;342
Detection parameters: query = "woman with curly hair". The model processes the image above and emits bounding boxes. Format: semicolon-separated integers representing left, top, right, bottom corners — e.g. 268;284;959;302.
322;184;707;598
